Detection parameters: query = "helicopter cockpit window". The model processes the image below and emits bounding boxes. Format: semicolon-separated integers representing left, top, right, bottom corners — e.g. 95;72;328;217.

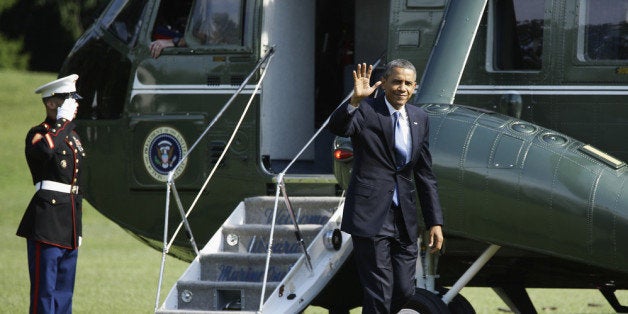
105;0;147;46
582;0;628;60
491;0;544;71
152;1;193;42
187;0;244;46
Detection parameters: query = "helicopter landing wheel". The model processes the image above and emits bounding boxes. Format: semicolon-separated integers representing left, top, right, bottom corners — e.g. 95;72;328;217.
398;288;450;314
437;287;475;314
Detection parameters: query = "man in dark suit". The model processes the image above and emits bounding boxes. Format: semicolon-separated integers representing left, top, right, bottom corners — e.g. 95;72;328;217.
328;59;444;313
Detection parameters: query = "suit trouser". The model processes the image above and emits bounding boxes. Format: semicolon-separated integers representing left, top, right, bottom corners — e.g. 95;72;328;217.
27;239;78;314
352;206;418;314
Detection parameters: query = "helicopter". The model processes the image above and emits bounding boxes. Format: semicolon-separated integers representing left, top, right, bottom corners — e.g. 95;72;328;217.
58;0;628;312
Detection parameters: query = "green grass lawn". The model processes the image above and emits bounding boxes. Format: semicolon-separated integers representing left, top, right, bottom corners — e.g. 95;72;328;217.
1;70;626;313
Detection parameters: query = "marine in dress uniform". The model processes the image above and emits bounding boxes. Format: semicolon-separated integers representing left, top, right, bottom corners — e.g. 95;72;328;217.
17;74;86;314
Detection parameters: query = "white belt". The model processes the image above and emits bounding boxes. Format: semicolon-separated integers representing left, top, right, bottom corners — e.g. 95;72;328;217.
35;180;79;194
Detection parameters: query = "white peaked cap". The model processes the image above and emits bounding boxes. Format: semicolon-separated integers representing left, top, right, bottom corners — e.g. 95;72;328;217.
34;74;79;98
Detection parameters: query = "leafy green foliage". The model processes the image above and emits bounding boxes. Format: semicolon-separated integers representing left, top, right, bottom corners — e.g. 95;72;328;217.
0;34;29;70
0;0;109;71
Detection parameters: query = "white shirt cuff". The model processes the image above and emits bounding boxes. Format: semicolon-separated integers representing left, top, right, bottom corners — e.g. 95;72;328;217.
347;104;357;114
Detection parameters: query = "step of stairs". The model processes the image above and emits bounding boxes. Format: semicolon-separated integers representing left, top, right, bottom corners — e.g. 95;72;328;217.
157;195;345;313
220;224;323;253
175;280;280;311
241;196;339;224
200;252;301;281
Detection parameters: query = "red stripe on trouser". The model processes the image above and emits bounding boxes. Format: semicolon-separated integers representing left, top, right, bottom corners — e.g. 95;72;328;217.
33;242;41;314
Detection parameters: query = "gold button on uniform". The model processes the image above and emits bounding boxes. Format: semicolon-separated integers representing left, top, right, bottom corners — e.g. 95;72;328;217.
51;199;56;204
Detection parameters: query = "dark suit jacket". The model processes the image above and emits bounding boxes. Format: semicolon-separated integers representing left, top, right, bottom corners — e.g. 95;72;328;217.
328;94;443;241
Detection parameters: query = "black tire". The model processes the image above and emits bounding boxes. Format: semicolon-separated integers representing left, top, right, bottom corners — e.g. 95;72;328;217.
437;288;475;314
399;288;451;314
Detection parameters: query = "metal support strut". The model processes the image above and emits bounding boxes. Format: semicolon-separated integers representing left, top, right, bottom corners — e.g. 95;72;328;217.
279;175;314;272
599;284;628;313
442;244;500;304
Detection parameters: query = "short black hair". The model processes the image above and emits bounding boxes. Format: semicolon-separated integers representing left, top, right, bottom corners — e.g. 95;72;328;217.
383;59;416;79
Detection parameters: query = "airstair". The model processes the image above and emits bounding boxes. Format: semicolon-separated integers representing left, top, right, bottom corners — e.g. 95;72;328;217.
156;48;354;313
156;195;349;313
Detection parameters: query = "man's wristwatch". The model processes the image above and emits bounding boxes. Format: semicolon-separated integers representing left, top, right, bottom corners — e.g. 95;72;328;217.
172;37;181;47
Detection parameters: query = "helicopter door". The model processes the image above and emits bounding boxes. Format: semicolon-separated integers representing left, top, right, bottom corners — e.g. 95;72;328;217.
129;0;258;188
259;0;388;175
259;1;316;168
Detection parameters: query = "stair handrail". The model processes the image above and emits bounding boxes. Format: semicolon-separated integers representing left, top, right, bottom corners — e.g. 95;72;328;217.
154;47;276;312
259;174;285;312
164;46;276;253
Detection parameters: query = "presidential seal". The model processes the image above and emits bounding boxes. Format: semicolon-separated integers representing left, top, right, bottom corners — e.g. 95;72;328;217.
143;126;188;182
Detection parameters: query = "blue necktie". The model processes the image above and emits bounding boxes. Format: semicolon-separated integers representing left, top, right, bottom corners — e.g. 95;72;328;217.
393;111;409;168
392;111;408;205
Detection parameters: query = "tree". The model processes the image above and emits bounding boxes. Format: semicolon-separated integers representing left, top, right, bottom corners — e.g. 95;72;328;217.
0;0;109;71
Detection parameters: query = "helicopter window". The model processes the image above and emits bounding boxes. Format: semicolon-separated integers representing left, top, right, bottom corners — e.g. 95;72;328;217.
152;1;193;42
582;0;628;60
187;0;244;46
106;0;147;46
491;0;544;71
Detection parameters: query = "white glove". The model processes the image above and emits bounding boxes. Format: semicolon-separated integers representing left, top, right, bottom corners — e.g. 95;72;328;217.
56;98;79;121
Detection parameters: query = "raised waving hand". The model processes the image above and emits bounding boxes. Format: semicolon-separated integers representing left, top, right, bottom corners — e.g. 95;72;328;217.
350;63;382;107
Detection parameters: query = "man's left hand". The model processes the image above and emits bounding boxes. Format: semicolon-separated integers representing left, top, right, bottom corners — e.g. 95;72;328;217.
428;225;444;253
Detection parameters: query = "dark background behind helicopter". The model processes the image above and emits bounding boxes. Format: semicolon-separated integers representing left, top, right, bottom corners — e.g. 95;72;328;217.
0;0;109;72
